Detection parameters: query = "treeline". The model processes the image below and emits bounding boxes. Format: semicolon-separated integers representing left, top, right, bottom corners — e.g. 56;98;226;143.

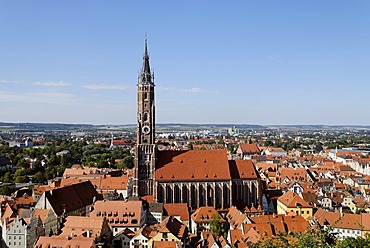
0;139;134;190
248;227;370;248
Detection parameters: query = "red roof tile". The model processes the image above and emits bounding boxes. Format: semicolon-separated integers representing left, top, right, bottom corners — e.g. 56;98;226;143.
156;150;231;181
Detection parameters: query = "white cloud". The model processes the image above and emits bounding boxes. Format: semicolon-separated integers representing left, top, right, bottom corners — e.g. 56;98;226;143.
83;84;129;90
0;80;25;84
180;87;203;93
32;81;70;87
0;91;79;105
158;87;203;93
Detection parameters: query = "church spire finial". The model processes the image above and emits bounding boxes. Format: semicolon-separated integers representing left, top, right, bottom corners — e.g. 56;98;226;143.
140;34;152;84
144;33;148;55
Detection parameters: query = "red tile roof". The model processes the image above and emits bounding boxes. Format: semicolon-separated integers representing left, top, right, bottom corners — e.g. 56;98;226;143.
313;208;341;226
239;144;260;154
41;181;102;216
35;236;95;248
163;203;189;221
277;191;312;208
156;150;259;181
229;160;259;179
191;206;225;224
280;167;307;180
90;200;142;228
156;150;231;181
333;213;361;230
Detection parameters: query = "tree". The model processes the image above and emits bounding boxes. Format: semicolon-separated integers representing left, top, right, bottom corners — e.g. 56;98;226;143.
249;226;336;248
17;158;30;169
2;172;12;183
336;234;370;248
34;171;45;183
122;155;134;169
0;186;12;196
14;175;28;183
209;213;225;237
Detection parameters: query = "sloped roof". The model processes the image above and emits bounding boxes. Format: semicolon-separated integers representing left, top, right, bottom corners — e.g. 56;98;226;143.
90;200;143;228
156;216;188;239
156;150;259;181
243;227;261;244
277;191;312;208
313;208;341;226
301;192;320;207
44;181;102;215
244;214;308;239
243;223;274;238
333;213;361;230
280;168;307;181
284;215;309;233
60;216;106;238
226;206;247;229
35;236;95;248
33;185;55;195
360;213;370;231
114;228;135;239
33;209;50;224
229;229;243;245
229;160;259;179
163;203;189;221
152;240;182;248
156;150;231;181
191;206;225;224
239;144;260;154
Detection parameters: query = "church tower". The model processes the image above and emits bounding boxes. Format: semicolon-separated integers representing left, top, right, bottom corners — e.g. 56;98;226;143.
133;39;156;197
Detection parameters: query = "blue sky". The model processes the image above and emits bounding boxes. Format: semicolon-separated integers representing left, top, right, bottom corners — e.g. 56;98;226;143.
0;1;369;125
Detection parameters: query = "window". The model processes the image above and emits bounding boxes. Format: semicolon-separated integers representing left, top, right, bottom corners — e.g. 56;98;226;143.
307;211;309;214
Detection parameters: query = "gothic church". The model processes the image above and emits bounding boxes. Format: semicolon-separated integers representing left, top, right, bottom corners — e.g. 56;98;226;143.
134;40;262;210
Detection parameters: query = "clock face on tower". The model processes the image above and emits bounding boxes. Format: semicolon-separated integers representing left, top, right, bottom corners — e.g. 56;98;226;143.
142;125;151;135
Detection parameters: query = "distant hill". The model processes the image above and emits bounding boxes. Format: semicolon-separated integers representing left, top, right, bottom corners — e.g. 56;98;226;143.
0;122;369;133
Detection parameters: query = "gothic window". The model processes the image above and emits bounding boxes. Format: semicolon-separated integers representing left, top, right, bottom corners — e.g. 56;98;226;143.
144;92;147;99
143;112;148;122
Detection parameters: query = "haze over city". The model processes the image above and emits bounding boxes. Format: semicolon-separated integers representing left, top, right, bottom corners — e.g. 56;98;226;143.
1;1;369;125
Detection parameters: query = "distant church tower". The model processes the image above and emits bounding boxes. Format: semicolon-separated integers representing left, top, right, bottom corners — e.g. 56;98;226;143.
133;39;156;197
